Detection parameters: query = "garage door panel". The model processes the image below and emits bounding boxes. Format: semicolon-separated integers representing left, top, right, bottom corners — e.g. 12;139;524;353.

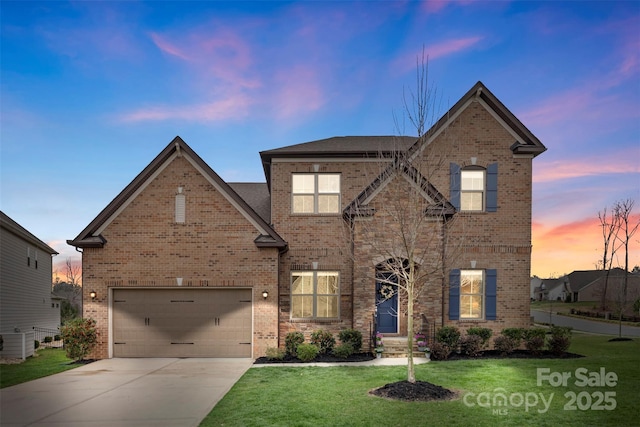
113;289;252;358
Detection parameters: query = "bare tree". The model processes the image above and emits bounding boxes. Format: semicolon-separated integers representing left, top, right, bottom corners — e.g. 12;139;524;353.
344;52;459;383
597;206;620;310
613;199;639;336
65;258;82;286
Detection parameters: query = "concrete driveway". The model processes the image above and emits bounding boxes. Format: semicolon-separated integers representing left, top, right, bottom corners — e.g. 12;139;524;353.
0;358;252;427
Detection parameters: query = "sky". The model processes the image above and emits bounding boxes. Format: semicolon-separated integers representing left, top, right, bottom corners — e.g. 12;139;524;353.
1;1;639;281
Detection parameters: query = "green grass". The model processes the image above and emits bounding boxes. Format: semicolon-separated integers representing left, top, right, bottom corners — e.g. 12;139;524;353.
0;348;77;388
201;334;639;427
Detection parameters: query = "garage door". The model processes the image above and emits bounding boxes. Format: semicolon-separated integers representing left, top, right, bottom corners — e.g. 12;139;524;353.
112;288;252;358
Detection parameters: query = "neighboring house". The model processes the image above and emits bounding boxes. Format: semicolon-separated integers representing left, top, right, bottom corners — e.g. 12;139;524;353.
563;268;640;304
0;211;59;359
68;81;546;359
532;277;569;302
530;276;542;300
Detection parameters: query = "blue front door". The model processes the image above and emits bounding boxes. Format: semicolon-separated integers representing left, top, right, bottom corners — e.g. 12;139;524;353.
376;277;398;333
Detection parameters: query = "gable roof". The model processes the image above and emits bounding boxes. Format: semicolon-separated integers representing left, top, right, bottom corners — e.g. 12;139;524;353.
407;81;546;159
228;182;271;223
67;136;286;250
343;159;456;219
566;268;627;292
260;136;417;186
1;211;58;255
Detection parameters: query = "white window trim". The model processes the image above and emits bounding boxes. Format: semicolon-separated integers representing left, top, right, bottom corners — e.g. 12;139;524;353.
460;269;485;319
460;169;486;212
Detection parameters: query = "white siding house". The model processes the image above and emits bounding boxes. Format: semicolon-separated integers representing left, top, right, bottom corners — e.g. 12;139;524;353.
1;211;59;359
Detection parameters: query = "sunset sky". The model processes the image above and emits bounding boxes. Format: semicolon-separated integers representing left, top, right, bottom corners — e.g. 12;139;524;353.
1;1;639;280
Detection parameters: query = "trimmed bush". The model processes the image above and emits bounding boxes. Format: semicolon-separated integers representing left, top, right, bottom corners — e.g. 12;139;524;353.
501;328;524;348
338;329;362;352
285;332;305;357
310;329;336;355
436;326;461;349
466;327;492;348
60;317;98;362
548;326;572;355
43;336;53;343
34;340;40;349
297;343;319;362
265;347;286;360
459;334;483;357
430;341;451;360
332;342;354;359
494;336;517;355
524;328;547;354
54;334;61;341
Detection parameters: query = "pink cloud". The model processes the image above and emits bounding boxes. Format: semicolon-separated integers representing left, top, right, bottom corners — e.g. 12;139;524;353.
420;0;476;15
391;36;483;73
119;95;253;123
150;32;190;61
272;66;326;119
534;153;639;183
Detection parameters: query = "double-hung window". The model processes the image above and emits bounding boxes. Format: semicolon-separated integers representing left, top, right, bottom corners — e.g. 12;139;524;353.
291;271;339;319
460;170;485;211
292;174;340;214
460;270;484;319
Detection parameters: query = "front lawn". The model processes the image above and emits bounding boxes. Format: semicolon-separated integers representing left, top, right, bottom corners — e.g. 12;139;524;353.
201;334;639;426
0;348;77;388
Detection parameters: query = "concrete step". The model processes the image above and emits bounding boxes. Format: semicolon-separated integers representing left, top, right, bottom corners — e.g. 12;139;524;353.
377;337;430;358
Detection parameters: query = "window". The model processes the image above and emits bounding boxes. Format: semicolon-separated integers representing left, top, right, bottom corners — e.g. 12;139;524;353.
460;270;484;319
292;174;340;214
461;170;485;211
450;163;498;212
449;269;497;320
291;271;339;318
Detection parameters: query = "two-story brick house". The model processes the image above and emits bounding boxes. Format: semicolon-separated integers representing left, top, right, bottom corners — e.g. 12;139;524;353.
68;81;545;359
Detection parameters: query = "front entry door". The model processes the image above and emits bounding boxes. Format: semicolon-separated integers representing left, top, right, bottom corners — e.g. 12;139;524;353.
376;276;398;333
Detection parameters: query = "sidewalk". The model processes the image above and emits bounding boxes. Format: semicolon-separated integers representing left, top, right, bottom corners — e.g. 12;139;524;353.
252;356;430;368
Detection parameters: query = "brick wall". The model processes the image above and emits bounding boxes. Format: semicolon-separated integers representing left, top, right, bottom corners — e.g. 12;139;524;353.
82;155;279;359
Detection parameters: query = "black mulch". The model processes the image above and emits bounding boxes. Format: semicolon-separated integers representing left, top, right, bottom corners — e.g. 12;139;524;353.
370;380;457;402
254;352;375;364
444;349;584;360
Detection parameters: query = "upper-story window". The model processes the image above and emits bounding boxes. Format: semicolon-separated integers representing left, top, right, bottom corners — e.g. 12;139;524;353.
450;163;498;212
461;169;485;211
292;173;340;214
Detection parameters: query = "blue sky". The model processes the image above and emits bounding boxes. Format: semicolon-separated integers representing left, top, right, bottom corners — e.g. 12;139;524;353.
1;1;639;278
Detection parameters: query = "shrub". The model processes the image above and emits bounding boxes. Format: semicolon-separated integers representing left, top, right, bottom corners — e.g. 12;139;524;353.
494;336;517;355
34;340;40;349
524;328;547;354
548;326;572;355
338;329;362;352
60;317;98;362
43;336;53;343
430;341;451;360
297;343;319;362
459;334;483;357
285;332;305;357
265;347;286;360
436;326;461;349
310;329;336;355
466;327;492;348
54;334;61;341
501;328;524;348
332;342;354;359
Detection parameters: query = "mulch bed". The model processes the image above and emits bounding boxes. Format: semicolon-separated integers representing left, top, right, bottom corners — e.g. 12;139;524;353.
370;380;457;402
254;352;375;364
444;349;584;360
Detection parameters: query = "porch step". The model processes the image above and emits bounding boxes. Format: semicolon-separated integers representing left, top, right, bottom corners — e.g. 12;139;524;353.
378;337;429;359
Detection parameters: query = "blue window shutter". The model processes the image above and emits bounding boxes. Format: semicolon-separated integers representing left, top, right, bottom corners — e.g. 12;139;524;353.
449;269;460;320
485;269;497;320
450;163;461;211
486;163;498;212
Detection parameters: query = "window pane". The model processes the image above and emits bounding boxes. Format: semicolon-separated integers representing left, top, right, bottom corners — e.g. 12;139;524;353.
318;174;340;193
317;295;339;318
461;271;483;294
293;195;314;213
317;273;339;294
461;171;484;190
318;195;340;213
292;174;315;193
292;296;313;318
461;192;483;211
292;272;314;294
